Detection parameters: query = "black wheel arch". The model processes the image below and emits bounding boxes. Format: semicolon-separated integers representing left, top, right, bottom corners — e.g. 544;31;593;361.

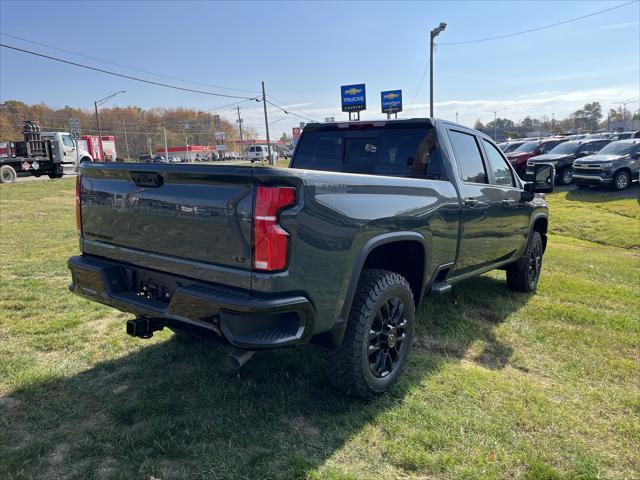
313;232;428;348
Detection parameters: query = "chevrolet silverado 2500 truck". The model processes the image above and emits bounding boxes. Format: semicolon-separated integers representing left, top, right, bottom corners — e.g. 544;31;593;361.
68;119;553;399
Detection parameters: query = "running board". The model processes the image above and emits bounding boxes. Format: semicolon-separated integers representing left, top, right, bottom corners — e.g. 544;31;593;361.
430;281;452;296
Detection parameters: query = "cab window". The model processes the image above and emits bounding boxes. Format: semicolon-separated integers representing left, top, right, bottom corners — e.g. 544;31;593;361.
62;135;75;148
448;130;488;184
483;139;515;187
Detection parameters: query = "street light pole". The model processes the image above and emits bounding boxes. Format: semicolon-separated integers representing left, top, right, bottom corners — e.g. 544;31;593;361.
94;90;125;161
429;22;447;118
614;100;639;131
486;108;507;140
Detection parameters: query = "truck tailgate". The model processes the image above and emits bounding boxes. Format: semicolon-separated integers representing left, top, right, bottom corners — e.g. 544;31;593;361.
78;163;254;289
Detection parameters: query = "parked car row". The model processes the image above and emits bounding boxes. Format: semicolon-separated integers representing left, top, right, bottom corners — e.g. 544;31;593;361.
517;139;640;190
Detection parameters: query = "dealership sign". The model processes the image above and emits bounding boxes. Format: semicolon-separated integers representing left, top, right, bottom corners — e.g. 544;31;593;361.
341;84;366;112
381;90;402;114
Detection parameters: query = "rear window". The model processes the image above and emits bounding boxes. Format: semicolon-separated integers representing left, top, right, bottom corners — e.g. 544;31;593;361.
292;125;447;179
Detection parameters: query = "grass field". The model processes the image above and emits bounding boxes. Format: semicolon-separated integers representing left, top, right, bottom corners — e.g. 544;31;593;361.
0;177;638;479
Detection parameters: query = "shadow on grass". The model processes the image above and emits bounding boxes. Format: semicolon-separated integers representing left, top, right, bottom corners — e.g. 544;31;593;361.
564;182;639;203
2;275;530;479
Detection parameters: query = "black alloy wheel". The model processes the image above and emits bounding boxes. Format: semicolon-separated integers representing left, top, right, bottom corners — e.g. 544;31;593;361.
367;297;409;378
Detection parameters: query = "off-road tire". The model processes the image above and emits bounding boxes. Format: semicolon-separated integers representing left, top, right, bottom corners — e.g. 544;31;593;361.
0;165;17;183
612;170;630;191
325;269;415;400
506;230;543;293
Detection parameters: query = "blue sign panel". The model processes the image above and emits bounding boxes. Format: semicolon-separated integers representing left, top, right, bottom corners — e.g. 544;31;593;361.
341;84;366;112
381;90;402;114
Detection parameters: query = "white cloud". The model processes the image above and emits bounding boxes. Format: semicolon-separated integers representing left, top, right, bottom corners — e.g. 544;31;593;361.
594;21;640;32
224;86;640;139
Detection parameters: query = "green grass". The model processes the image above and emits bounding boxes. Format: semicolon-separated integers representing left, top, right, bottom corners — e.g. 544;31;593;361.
1;179;638;479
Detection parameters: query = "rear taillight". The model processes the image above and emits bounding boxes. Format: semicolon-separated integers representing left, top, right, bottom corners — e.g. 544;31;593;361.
253;186;296;271
76;175;82;236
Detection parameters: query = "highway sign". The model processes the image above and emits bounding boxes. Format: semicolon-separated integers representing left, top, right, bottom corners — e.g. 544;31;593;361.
381;90;402;114
69;118;81;139
341;84;366;112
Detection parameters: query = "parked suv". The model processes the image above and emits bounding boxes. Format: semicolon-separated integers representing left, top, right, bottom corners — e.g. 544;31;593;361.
247;144;279;163
573;139;640;190
507;138;567;177
525;139;610;185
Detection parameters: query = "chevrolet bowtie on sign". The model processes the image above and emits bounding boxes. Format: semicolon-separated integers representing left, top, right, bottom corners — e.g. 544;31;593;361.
341;84;366;112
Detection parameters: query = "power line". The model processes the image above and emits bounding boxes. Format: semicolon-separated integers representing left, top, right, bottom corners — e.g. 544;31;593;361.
0;43;259;100
0;32;260;95
264;99;319;123
266;94;320;121
438;1;637;46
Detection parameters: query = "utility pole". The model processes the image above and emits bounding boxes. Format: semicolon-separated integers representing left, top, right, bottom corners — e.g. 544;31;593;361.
94;101;104;160
236;106;245;160
185;136;189;162
261;81;273;165
162;122;169;161
429;22;447;118
122;118;130;160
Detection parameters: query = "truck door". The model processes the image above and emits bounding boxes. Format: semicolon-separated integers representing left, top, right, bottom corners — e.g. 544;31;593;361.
447;129;506;277
60;134;77;163
481;139;530;259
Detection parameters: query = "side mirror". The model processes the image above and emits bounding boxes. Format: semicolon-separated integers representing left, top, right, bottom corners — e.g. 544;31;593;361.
524;163;554;196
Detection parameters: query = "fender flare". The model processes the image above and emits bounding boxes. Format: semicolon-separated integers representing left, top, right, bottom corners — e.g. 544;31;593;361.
528;213;548;250
318;231;427;348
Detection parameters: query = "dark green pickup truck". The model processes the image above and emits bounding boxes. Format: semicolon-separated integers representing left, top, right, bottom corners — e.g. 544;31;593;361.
68;119;553;398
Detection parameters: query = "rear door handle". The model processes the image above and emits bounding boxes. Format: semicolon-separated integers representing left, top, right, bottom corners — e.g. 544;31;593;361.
464;197;479;207
502;199;515;207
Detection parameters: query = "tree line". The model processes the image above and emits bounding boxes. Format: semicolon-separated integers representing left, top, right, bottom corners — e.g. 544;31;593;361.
0;100;260;159
474;102;639;138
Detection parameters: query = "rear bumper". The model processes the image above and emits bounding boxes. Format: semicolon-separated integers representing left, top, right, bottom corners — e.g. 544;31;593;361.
68;255;315;349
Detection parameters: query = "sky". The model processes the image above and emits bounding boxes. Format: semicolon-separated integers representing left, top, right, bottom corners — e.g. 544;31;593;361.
1;0;639;139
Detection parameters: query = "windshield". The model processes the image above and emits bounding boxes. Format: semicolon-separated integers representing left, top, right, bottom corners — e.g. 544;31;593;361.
597;142;637;156
549;142;580;155
512;141;539;154
504;142;524;153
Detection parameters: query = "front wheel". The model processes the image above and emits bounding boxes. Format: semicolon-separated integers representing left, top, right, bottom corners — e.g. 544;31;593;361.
612;170;630;191
559;168;573;185
506;230;543;293
325;269;415;399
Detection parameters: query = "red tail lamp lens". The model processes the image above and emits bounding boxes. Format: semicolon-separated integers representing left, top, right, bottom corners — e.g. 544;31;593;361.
253;186;296;271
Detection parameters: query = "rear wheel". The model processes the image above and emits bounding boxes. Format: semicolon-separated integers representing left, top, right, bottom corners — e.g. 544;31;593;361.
559;168;573;185
325;269;415;399
0;165;17;183
506;230;543;293
48;164;64;179
612;170;630;191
